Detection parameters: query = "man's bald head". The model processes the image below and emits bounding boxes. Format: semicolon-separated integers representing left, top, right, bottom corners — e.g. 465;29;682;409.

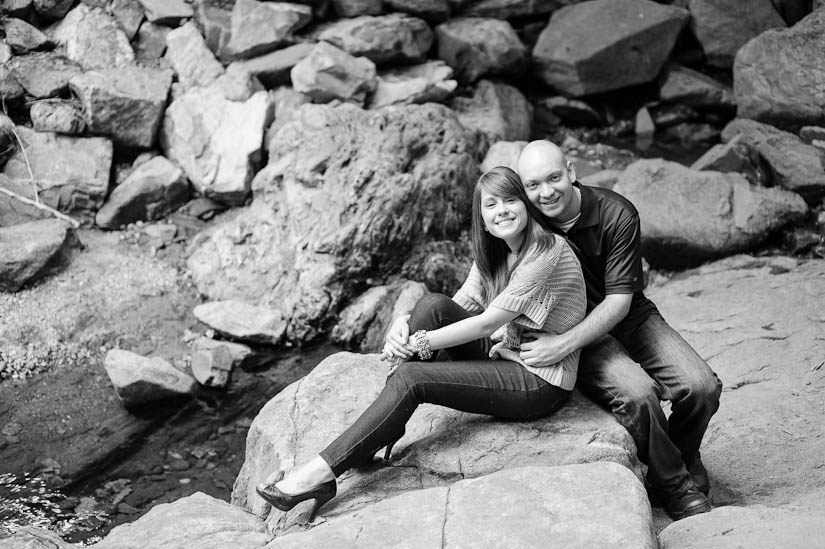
516;140;580;223
517;140;567;177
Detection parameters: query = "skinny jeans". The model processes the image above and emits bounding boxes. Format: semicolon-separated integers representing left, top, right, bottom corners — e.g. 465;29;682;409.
320;293;570;476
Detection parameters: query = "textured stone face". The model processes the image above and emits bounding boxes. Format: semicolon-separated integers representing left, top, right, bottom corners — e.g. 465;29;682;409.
103;349;197;408
30;100;85;135
436;17;527;84
0;219;73;292
52;4;135;70
449;79;532;144
318;13;434;66
290;41;378;106
7;52;83;99
224;0;312;60
164;21;225;91
368;60;457;109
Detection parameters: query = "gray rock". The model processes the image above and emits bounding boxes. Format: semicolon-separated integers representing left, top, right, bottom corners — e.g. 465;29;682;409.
541;96;603;127
193;300;287;345
461;0;558;18
319;13;433;66
133;22;170;64
111;0;144;40
32;0;73;19
264;85;311;140
800;126;825;145
0;525;75;548
330;285;393;346
0;40;12;63
722;118;825;204
450;79;532;144
52;4;135;70
228;42;314;89
385;0;449;22
232;352;641;525
191;336;252;368
161;86;272;203
95;155;190;228
330;0;382;17
193;0;232;61
480;139;526;173
533;0;688;96
137;0;193;25
613;159;809;268
659;63;735;110
191;346;233;387
213;64;265;102
224;0;312;60
399;238;472;297
7;52;83;98
0;218;73;292
104;349;196;408
3;17;52;54
164;21;225;91
690;134;764;184
360;279;429;351
188;103;479;343
2;127;112;223
368;60;457;109
0;64;25;101
733;8;825;131
30;99;86;135
436;17;526;84
290;41;377;106
0;0;33;19
70;66;173;149
579;169;622;189
689;0;785;68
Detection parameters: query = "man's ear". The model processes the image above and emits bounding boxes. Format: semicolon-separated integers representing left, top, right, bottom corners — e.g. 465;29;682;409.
567;160;577;183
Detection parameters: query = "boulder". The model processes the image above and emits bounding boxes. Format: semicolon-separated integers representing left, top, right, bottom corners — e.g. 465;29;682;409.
93;492;270;549
659;63;735;110
0;526;75;548
7;52;83;98
612;159;809;268
161;85;272;204
3;17;52;54
399;238;473;296
193;300;287;345
461;0;558;19
224;0;312;60
265;85;312;138
800;126;825;145
187;103;479;342
137;0;193;25
0;65;25;101
191;336;253;369
231;352;641;525
213;63;265;102
70;66;173;149
480;140;526;172
95;155;190;228
449;79;532;144
319;14;433;66
193;0;233;61
164;21;225;91
52;4;135;70
228;42;314;88
0;0;32;19
579;169;621;189
32;0;73;19
368;60;457;109
688;0;785;68
0;219;73;292
191;345;234;387
0;41;12;63
360;280;429;352
435;17;526;84
385;0;449;22
1;127;112;223
541;96;603;127
330;285;393;347
133;22;170;64
111;0;144;40
291;41;377;106
690;134;764;184
103;348;197;408
733;8;825;131
29;99;86;135
330;0;383;17
532;0;688;96
721;118;825;204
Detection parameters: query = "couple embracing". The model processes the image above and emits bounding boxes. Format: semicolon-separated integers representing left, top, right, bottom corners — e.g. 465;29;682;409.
256;140;723;523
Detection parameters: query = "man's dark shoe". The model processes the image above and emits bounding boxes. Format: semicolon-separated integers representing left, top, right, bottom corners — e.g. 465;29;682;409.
685;455;710;496
664;488;712;521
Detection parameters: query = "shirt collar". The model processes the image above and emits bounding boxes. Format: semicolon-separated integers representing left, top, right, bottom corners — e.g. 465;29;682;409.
571;182;600;230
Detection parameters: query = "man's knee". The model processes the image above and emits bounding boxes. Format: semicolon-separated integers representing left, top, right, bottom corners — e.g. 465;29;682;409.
684;370;723;412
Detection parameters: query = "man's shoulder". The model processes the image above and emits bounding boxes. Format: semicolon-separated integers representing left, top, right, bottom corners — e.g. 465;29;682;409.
585;185;639;221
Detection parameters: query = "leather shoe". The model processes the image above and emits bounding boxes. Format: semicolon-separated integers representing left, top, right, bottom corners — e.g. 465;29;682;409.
664;487;711;521
686;455;710;496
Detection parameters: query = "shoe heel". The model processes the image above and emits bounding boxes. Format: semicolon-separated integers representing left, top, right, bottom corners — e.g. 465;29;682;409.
383;432;404;461
307;488;336;522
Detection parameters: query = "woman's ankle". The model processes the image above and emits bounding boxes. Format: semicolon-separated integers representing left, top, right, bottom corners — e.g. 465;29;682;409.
277;456;335;492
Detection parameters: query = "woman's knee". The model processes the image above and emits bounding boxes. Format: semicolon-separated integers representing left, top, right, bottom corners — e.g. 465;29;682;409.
408;293;453;329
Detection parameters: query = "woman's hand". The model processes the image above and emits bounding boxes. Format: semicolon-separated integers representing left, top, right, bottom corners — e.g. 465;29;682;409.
382;314;414;360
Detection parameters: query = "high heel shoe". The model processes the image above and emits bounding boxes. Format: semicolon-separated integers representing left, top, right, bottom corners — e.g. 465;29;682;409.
383;433;404;461
256;479;337;522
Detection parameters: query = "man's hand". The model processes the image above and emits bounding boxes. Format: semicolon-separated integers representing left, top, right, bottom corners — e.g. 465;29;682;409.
382;314;414;360
519;331;573;367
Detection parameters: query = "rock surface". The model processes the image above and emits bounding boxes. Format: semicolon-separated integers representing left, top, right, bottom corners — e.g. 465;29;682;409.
7;52;82;98
290;41;378;106
29;99;85;135
224;0;312;60
193;300;287;345
53;4;135;70
229;43;314;88
103;348;197;408
164;21;225;91
0;218;73;292
369;60;457;108
319;13;434;66
480;140;526;172
450;79;532;144
435;17;526;84
659;64;735;110
137;0;193;25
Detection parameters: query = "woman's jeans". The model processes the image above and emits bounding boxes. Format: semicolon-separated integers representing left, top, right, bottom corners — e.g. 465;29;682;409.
320;294;570;476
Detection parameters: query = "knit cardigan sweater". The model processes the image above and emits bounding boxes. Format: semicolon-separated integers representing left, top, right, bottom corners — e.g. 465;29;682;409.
452;237;587;390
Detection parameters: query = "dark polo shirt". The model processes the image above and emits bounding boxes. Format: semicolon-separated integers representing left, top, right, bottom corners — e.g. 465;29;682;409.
552;183;658;335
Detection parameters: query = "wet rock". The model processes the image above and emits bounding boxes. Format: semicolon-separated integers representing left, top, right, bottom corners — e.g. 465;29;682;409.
331;0;382;17
161;85;272;204
291;41;377;106
368;60;456;109
70;66;173;149
541;96;602;127
7;52;83;98
1;127;112;223
0;65;25;101
232;352;641;524
722;118;825;204
111;0;144;40
690;134;763;184
95;155;190;228
3;17;52;54
436;17;526;84
613;159;809;268
385;0;449;22
480;139;526;172
188;103;479;342
733;8;825;131
164;21;225;91
461;0;558;19
0;526;75;548
133;22;170;64
450;79;532;144
688;0;785;68
138;0;193;25
94;492;270;548
319;13;433;66
53;4;135;70
659;63;735;110
533;0;688;96
399;238;472;296
30;99;86;135
224;0;312;60
228;42;314;89
193;300;287;345
104;349;197;408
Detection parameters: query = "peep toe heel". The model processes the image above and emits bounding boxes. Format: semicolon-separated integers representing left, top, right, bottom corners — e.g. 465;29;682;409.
256;479;337;522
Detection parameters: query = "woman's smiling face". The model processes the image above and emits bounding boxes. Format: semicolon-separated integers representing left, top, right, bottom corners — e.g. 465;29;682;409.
480;189;528;250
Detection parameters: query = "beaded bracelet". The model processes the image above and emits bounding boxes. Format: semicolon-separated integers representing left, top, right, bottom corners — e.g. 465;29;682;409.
413;330;432;360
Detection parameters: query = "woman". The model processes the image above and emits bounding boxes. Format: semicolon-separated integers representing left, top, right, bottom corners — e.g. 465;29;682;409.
256;166;587;521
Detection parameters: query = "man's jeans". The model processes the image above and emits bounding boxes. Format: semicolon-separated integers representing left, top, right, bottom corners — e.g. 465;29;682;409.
578;312;723;496
320;294;570;476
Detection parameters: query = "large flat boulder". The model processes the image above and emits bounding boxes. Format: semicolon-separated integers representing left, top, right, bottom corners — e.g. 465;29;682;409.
186;102;480;343
613;159;808;268
232;352;641;529
368;60;457;109
733;8;825;131
103;348;197;408
0;218;74;292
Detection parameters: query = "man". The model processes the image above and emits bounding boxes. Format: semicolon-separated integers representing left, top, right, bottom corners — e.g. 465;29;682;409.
516;140;722;520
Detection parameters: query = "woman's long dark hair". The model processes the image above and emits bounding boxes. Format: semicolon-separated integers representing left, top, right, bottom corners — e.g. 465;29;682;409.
471;166;556;303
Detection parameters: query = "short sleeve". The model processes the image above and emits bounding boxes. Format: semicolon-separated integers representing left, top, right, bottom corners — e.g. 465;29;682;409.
452;262;485;314
604;212;645;295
